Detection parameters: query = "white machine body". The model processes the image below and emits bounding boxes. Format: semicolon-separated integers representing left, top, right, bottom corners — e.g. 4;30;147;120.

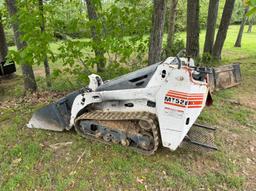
70;57;209;151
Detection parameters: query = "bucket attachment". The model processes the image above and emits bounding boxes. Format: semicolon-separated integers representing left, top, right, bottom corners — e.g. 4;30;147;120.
0;60;16;76
27;91;79;131
208;63;241;92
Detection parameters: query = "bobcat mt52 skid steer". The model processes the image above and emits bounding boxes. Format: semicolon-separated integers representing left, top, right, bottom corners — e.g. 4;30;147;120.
28;51;241;154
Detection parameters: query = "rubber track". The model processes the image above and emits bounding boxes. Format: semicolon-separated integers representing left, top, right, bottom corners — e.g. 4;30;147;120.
75;111;160;155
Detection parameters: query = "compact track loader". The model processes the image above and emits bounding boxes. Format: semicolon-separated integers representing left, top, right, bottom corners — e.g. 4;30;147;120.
28;51;241;154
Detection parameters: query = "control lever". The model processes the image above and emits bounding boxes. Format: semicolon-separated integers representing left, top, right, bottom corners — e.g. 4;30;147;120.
191;67;212;81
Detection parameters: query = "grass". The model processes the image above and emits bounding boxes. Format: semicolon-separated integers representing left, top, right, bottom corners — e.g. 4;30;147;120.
0;25;256;190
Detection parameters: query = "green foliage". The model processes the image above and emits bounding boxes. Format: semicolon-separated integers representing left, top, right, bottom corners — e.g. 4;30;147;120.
247;14;256;24
51;0;151;83
162;34;185;58
99;63;130;80
3;28;15;46
199;0;209;29
173;0;219;31
201;52;212;64
100;1;151;65
47;0;89;39
231;0;245;24
7;0;53;67
173;0;187;32
247;0;256;16
4;0;152;87
170;37;185;55
0;3;15;46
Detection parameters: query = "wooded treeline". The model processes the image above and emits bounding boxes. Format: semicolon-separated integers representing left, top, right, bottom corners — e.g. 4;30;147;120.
0;0;255;92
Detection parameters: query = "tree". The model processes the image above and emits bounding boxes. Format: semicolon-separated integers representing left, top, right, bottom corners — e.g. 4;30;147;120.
186;0;200;58
0;12;8;63
84;0;106;73
203;0;219;54
234;6;249;47
166;0;178;56
247;14;255;33
39;0;51;87
5;0;37;91
212;0;235;60
148;0;166;65
247;20;253;32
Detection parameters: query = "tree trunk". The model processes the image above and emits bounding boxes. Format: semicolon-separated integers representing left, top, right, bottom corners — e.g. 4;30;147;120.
0;13;8;63
247;22;253;33
203;0;219;54
39;0;51;87
212;0;235;60
234;6;249;47
84;0;106;73
148;0;166;65
186;0;200;58
166;0;178;56
5;0;37;91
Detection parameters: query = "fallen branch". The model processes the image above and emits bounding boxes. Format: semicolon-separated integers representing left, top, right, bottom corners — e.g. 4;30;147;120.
49;142;73;150
76;149;86;165
69;149;87;176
